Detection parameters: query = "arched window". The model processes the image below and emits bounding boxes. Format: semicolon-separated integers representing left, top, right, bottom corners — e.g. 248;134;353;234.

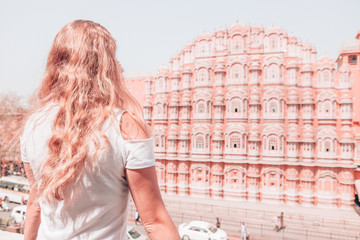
156;104;162;115
196;135;205;148
197;101;205;114
232;35;243;52
198;68;208;83
268;64;279;82
324;139;331;153
268;136;278;151
155;136;161;147
270;101;277;113
230;133;241;149
231;64;242;82
230;99;241;113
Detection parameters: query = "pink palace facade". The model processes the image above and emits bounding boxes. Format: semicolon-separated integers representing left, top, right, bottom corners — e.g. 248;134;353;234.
139;24;360;209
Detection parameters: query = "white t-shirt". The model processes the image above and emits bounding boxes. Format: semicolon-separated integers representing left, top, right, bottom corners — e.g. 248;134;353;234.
20;104;155;240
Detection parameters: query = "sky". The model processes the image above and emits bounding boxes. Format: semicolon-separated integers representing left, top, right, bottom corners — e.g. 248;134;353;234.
1;0;360;96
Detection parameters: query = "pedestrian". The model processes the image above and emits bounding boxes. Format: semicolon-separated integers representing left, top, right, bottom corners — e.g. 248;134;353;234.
135;210;140;225
273;215;280;232
280;212;284;230
216;217;221;228
240;222;247;240
20;20;181;240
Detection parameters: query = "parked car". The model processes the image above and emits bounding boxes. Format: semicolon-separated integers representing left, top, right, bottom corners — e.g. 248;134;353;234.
11;205;27;223
179;220;228;240
127;225;149;240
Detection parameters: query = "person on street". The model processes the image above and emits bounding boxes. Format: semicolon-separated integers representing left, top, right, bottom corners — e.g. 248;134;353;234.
240;222;247;240
216;217;221;228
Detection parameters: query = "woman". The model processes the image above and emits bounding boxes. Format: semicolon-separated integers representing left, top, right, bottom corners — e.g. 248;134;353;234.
20;20;180;240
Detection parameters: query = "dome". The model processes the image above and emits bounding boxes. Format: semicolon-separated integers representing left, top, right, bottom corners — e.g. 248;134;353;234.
287;60;298;69
340;132;354;144
214;88;225;105
213;124;224;141
249;88;260;104
168;125;178;139
181;91;191;106
169;93;180;106
302;91;314;103
265;26;284;35
215;64;226;73
288;35;298;44
196;32;211;41
287;125;300;142
340;93;352;104
250;61;261;71
230;23;247;35
179;125;190;140
144;96;152;107
171;71;181;79
302;126;315;143
183;66;192;74
301;64;313;72
303;42;312;50
248;124;260;141
288;89;298;103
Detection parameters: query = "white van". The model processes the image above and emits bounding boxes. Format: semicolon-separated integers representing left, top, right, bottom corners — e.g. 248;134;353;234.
0;175;29;204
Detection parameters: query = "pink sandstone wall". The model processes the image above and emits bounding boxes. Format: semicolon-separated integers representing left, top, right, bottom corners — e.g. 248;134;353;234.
142;24;360;209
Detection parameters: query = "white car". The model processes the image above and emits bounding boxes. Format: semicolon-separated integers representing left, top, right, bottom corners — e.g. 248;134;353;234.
127;225;149;240
179;220;228;240
11;205;27;223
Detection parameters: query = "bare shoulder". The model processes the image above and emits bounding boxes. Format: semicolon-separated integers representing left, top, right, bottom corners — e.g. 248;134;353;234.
120;112;149;140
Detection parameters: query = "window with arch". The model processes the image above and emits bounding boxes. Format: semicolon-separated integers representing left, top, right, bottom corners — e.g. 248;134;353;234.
231;64;242;82
317;176;337;196
267;64;279;82
324;139;331;153
195;134;205;149
268;136;279;151
230;99;241;113
198;68;208;83
230;133;241;149
232;35;244;52
197;101;205;114
270;101;278;113
156;103;162;116
225;169;245;189
155;136;161;147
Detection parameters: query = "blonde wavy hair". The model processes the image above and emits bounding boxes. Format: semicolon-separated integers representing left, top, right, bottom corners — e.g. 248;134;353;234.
33;20;150;201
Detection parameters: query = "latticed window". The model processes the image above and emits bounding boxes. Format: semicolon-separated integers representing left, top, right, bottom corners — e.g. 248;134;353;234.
230;134;241;148
196;135;204;148
197;102;205;114
269;136;278;151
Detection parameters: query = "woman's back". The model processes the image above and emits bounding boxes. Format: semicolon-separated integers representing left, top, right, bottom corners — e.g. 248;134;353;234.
21;104;154;239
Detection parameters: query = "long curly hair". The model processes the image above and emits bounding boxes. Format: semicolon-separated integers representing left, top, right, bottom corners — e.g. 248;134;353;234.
33;20;149;201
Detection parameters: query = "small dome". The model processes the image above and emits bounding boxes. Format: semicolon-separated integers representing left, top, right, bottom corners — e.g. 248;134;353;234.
196;32;211;41
169;93;180;106
340;132;354;144
179;125;190;140
287;125;300;142
288;35;298;44
265;26;283;35
250;61;261;70
249;88;260;104
302;126;315;142
168;125;178;139
213;124;224;141
181;91;191;106
230;23;247;34
287;60;298;69
248;124;260;141
302;91;314;103
214;88;225;105
340;93;352;104
171;71;181;79
183;66;192;74
215;64;226;73
144;96;152;107
301;64;313;72
303;42;312;50
288;89;298;103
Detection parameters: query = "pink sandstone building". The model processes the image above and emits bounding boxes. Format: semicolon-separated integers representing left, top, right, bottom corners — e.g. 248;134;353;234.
135;24;360;209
